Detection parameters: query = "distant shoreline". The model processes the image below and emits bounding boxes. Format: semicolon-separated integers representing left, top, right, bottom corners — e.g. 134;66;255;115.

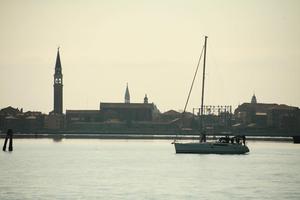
0;133;293;142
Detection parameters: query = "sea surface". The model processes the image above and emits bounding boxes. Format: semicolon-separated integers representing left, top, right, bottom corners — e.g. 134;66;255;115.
0;139;300;200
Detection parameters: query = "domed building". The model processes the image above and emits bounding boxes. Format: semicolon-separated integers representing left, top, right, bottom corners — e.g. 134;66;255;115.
234;94;299;129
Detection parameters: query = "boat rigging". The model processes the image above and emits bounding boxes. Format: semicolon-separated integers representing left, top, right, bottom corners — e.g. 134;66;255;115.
173;36;250;154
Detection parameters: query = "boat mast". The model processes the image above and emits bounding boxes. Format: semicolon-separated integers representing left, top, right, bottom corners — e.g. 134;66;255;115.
200;36;208;132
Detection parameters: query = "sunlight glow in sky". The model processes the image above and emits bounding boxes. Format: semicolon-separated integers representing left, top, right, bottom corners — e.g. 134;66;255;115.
0;0;299;113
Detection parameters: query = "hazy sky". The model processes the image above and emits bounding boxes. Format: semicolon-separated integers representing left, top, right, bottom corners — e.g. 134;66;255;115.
0;0;299;113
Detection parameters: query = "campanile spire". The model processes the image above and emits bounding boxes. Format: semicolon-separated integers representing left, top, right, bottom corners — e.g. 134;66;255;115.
53;47;63;114
125;83;130;104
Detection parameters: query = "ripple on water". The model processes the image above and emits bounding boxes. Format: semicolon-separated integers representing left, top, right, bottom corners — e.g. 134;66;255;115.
0;140;300;200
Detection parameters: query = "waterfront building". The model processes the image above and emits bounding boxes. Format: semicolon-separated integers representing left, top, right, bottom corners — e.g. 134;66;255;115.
267;105;300;130
65;85;161;130
100;85;158;122
100;102;155;122
0;106;44;132
0;107;23;131
66;110;101;125
44;114;65;130
234;95;300;130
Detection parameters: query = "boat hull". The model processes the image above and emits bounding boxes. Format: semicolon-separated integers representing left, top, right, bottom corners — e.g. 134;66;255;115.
174;142;249;154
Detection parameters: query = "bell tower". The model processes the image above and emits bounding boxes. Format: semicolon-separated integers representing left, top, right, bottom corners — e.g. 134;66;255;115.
53;47;63;114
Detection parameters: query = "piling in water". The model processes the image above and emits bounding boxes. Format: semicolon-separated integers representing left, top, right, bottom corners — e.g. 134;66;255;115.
2;129;13;151
293;136;300;144
8;131;13;151
2;135;8;151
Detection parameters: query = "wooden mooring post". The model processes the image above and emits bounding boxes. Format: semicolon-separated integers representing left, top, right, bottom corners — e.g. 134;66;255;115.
2;129;13;151
293;136;300;144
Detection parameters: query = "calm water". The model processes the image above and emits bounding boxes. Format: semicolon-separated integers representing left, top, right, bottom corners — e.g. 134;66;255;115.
0;139;300;200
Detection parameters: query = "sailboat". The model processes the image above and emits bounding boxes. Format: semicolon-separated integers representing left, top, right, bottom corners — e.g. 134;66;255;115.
173;36;249;154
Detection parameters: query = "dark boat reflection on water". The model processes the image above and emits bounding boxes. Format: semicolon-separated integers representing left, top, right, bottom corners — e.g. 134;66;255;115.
52;134;63;142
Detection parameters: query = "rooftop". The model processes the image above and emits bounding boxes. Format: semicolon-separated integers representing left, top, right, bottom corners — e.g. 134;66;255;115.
100;102;154;110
